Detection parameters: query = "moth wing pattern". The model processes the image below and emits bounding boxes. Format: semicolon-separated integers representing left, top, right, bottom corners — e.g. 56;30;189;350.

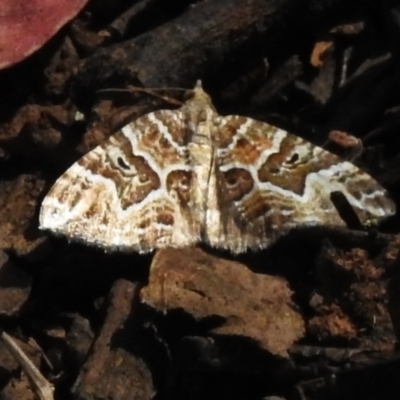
39;109;201;252
40;82;396;254
213;114;395;252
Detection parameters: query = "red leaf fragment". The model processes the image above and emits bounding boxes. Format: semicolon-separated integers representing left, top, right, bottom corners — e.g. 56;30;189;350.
0;0;88;69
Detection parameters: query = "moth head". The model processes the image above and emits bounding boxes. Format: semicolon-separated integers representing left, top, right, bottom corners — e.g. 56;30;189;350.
184;80;215;111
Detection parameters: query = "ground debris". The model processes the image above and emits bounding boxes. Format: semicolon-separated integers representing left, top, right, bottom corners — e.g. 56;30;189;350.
141;248;304;357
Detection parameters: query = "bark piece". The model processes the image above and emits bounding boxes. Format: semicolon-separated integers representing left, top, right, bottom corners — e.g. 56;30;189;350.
0;174;46;257
141;248;304;357
0;104;73;158
71;0;348;108
309;244;397;351
0;251;32;315
65;314;94;366
73;279;156;400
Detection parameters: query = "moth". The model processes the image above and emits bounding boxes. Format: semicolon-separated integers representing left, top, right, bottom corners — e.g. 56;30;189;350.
39;82;396;253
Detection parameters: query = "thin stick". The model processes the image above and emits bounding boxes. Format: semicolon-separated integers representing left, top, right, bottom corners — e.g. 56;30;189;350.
1;331;54;400
96;85;187;106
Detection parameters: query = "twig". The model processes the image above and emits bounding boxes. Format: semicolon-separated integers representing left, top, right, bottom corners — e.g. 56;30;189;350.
1;331;54;400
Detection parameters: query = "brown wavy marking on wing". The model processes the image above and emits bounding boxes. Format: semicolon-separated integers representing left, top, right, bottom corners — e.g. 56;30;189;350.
39;108;200;252
257;134;338;195
40;82;396;254
214;115;396;252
